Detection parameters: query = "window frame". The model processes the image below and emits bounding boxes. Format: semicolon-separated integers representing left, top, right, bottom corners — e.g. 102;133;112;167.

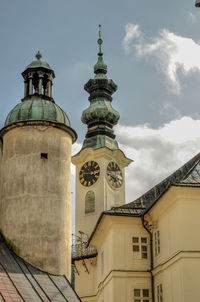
154;230;160;256
132;236;148;259
133;288;150;302
157;284;163;302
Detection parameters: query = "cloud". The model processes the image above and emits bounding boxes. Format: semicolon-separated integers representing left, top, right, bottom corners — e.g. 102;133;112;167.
71;118;200;207
122;24;142;54
115;117;200;203
123;24;200;94
71;142;82;177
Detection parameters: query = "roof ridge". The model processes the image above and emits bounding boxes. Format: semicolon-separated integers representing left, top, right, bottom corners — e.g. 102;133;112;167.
175;156;200;183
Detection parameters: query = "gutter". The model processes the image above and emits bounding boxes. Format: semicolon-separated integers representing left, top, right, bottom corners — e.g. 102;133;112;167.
142;216;155;302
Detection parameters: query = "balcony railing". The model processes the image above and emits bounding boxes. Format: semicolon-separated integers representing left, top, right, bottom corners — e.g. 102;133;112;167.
72;242;97;261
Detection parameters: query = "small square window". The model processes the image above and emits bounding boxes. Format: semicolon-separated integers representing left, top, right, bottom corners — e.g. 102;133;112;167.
133;245;140;252
41;153;48;159
142;252;148;259
141;237;147;244
142;246;147;251
134;289;140;297
132;237;139;243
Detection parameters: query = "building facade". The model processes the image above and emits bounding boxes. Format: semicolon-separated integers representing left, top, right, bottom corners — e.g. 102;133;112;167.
73;31;200;302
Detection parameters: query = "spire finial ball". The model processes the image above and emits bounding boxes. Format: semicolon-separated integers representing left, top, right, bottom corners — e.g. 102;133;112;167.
35;51;42;61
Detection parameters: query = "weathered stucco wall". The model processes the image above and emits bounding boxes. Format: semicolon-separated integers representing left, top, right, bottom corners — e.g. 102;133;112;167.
0;125;72;279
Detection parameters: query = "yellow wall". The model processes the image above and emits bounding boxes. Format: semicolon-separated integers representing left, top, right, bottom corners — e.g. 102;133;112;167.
148;186;200;302
75;215;151;302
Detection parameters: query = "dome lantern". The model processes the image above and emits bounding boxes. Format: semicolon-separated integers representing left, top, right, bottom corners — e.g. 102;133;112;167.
22;51;55;100
2;53;77;142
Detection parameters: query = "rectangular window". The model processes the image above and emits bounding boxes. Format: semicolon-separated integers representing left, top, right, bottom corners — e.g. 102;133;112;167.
132;237;140;252
155;230;160;256
141;237;148;259
157;284;163;302
133;288;150;302
132;237;148;259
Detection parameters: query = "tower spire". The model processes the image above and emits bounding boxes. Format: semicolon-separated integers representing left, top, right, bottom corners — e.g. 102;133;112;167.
98;24;103;56
81;26;120;150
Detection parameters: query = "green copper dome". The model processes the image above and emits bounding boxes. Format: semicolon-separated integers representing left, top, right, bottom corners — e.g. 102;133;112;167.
25;51;52;71
2;52;77;142
26;60;51;70
5;96;70;127
82;99;119;125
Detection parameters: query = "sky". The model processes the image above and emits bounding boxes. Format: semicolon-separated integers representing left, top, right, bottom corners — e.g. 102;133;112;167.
1;0;200;215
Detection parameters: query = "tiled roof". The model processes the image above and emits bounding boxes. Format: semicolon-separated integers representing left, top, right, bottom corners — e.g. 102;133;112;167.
175;160;200;186
120;152;200;212
0;235;81;302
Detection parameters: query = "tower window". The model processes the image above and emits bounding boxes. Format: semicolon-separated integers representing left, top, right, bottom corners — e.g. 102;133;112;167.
41;153;48;159
85;191;95;214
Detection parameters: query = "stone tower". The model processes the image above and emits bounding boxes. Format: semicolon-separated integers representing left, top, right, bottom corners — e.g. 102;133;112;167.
72;27;132;238
0;52;77;279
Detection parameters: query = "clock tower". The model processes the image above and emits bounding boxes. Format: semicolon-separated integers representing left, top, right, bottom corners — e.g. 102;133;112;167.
72;26;132;237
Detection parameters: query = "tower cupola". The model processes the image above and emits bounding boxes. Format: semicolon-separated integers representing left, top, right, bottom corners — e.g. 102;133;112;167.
22;51;55;99
3;52;76;141
81;26;120;150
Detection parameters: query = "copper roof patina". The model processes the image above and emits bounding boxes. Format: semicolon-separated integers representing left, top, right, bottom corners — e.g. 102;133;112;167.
5;96;71;128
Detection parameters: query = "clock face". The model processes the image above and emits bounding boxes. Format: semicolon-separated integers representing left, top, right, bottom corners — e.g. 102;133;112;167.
106;162;123;188
79;161;100;187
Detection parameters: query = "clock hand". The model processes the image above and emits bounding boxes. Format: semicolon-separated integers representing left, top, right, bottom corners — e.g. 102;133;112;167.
110;174;118;182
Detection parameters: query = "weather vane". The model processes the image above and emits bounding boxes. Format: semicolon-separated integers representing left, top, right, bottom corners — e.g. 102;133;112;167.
97;24;103;55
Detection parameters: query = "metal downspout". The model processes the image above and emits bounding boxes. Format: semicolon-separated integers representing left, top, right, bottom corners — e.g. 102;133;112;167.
142;216;155;302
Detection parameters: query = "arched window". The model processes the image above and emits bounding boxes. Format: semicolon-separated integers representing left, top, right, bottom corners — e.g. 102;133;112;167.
85;191;95;214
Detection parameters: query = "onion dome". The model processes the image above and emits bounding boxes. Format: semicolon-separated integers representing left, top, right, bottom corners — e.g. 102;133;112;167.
81;25;120;150
2;52;77;142
5;96;70;127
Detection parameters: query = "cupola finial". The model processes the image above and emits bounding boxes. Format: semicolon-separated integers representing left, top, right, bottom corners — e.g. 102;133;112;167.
35;51;42;61
98;24;103;56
